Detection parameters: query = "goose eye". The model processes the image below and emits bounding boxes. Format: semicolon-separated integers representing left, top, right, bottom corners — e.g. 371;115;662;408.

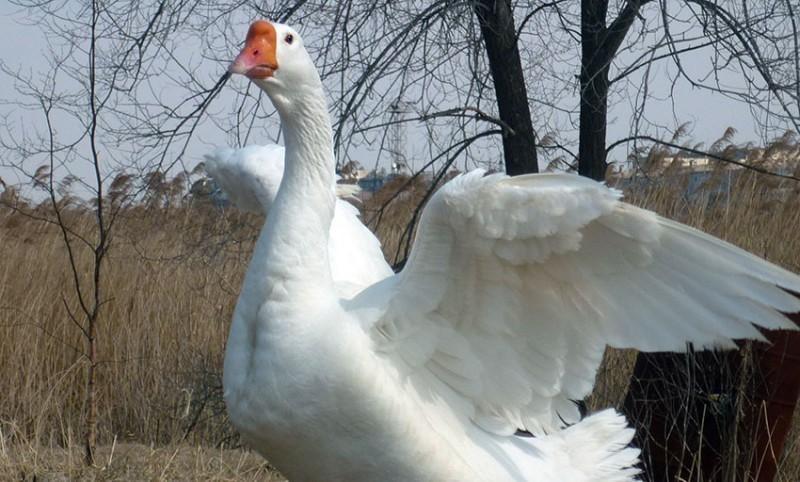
285;34;294;45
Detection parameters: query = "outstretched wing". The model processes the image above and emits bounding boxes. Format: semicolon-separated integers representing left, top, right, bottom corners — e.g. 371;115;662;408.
362;170;800;436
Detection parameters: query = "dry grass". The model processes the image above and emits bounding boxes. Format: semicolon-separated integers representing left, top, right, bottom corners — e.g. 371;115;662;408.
1;442;281;481
1;157;799;479
1;203;263;476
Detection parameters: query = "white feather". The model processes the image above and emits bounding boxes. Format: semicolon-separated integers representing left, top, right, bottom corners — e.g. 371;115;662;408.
203;144;392;296
360;170;800;440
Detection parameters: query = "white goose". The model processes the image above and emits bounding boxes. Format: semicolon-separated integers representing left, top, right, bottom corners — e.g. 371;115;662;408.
222;20;800;481
204;145;391;296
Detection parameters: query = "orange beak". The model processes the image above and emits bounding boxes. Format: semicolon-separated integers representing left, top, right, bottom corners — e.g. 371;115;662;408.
229;20;278;79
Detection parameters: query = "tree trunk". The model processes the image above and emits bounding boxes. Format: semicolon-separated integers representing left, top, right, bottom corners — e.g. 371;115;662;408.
84;319;97;465
473;0;538;175
578;0;611;181
579;0;653;181
578;70;610;181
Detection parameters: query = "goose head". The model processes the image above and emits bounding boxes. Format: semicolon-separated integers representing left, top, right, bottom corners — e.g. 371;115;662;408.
229;20;321;111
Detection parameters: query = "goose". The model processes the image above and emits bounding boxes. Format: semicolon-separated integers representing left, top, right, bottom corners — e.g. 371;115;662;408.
204;145;391;296
222;20;800;481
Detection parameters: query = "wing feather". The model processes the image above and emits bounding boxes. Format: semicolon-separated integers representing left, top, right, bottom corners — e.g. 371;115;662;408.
362;170;800;436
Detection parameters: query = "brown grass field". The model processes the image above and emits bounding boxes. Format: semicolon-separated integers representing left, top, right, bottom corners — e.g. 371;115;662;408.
1;161;800;480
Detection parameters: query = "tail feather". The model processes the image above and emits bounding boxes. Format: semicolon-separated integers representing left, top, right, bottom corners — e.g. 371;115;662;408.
560;409;640;482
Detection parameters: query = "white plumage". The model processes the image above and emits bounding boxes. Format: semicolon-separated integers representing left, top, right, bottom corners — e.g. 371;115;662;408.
220;20;800;481
204;145;392;297
353;170;800;438
204;145;285;214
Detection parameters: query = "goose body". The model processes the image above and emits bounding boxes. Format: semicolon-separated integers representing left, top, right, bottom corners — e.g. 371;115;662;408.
221;20;800;481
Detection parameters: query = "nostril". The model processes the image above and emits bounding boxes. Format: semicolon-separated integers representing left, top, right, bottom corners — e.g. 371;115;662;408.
253;50;259;56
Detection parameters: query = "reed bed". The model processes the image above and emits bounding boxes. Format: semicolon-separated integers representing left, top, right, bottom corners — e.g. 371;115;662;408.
1;160;799;480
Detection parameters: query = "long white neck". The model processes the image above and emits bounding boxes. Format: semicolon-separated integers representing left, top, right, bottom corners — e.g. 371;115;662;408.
243;82;336;301
223;80;336;397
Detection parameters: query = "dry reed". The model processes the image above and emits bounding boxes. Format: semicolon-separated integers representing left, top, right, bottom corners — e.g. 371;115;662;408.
1;153;799;480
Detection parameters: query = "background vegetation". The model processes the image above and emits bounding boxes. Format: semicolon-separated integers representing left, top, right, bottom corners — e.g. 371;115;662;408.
1;142;799;480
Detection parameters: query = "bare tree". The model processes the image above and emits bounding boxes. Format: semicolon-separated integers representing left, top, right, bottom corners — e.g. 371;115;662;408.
0;0;214;464
0;2;112;462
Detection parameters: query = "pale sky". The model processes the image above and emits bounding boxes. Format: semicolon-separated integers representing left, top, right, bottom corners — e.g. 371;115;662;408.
0;2;775;195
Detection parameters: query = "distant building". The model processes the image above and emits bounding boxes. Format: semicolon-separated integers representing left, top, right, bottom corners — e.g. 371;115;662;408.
660;148;747;172
356;168;388;193
745;146;799;174
661;154;712;170
614;148;744;204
